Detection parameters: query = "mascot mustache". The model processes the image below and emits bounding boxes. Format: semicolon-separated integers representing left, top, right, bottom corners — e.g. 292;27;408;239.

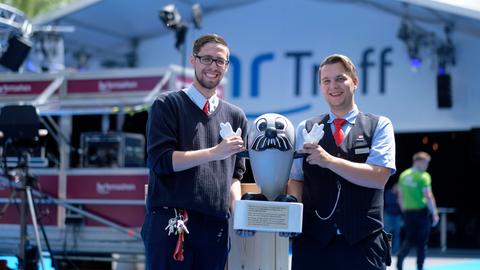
251;127;293;151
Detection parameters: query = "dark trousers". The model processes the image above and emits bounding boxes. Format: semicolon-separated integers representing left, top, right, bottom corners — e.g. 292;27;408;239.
396;208;431;270
292;230;388;270
141;207;229;270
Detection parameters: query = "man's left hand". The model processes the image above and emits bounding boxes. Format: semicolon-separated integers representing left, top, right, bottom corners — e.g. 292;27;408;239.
298;143;332;168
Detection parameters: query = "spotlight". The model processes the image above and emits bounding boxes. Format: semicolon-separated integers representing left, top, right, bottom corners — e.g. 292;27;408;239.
0;3;33;71
159;3;203;88
436;25;455;75
159;4;182;29
159;4;187;51
409;57;421;70
192;3;202;29
0;34;32;71
398;18;422;69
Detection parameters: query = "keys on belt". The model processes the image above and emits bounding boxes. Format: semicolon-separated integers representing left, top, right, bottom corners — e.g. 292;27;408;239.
164;208;189;261
165;209;190;236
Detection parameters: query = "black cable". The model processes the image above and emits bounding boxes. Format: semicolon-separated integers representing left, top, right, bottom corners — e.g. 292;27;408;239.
0;139;21;218
61;224;81;270
32;195;58;270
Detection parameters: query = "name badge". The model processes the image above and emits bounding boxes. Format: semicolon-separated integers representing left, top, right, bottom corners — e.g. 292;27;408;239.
355;147;370;155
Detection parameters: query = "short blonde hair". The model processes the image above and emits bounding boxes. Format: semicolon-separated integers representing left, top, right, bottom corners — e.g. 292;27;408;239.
413;151;431;162
319;54;358;81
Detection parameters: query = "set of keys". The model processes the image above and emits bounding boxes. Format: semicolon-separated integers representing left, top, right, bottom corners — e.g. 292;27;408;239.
165;209;189;236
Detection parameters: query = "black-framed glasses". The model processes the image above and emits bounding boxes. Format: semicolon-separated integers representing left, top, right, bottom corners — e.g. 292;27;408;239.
194;54;229;67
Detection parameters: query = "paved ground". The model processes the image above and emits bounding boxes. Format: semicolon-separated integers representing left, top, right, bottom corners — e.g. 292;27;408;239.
1;248;479;269
388;249;480;270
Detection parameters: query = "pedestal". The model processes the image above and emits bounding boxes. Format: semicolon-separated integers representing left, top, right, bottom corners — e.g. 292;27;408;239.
233;200;303;233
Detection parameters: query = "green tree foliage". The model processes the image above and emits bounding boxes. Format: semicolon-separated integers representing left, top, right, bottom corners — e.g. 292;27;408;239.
3;0;78;18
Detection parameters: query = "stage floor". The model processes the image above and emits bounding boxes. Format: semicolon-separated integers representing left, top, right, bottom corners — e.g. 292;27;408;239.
1;248;479;269
388;249;480;270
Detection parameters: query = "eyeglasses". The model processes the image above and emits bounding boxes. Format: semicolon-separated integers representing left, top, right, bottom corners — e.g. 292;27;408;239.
194;54;229;67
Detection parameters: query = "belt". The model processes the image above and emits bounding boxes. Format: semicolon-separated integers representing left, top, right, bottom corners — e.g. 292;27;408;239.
149;206;201;218
149;206;230;220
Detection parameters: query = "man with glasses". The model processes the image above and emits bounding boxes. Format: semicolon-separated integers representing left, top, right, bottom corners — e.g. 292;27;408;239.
142;33;247;270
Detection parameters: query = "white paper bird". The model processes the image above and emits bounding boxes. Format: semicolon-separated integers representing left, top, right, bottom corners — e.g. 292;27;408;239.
302;123;325;144
220;122;242;139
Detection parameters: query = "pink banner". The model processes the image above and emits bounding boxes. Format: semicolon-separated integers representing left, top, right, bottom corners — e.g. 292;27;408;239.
0;81;53;96
67;76;163;94
66;174;147;227
67;174;147;199
0;175;59;225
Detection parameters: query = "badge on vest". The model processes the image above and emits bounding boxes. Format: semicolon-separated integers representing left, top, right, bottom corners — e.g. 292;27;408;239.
355;147;370;155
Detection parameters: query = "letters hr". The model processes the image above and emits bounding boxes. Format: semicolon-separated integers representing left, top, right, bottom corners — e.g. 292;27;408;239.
229;47;393;98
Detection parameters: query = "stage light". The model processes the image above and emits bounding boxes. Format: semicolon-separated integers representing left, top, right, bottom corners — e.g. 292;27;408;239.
0;34;32;71
159;3;203;87
0;3;33;71
398;13;456;76
192;3;202;29
410;57;421;70
436;25;455;75
159;4;182;29
398;18;424;69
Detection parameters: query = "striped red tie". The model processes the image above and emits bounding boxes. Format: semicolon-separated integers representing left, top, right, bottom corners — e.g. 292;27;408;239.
202;101;209;114
333;118;347;145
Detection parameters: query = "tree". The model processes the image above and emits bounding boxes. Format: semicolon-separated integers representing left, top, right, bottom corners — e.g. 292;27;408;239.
3;0;78;19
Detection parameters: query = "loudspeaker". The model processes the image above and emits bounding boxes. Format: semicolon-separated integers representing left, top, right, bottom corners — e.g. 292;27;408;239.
437;74;452;108
0;35;32;71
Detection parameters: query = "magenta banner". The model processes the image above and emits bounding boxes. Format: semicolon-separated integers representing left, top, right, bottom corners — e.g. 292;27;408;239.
67;76;162;94
67;174;147;199
0;81;53;96
0;175;59;225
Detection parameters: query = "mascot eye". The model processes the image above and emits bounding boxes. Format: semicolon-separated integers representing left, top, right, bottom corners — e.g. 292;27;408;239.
275;118;287;130
256;118;267;131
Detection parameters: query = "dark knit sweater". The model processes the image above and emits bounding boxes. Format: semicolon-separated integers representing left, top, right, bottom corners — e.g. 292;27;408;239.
146;90;247;219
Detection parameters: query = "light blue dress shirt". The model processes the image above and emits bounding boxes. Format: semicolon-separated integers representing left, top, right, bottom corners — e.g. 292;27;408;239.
183;85;219;113
289;105;396;181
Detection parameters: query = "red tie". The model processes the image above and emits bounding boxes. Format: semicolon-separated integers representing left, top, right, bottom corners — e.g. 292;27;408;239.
202;101;209;114
333;118;347;145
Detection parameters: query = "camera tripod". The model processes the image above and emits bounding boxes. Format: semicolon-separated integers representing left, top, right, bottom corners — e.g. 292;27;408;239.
1;150;48;270
0;105;142;269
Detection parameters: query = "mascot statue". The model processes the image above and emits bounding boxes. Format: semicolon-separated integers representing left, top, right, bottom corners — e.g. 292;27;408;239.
224;113;324;234
247;113;295;201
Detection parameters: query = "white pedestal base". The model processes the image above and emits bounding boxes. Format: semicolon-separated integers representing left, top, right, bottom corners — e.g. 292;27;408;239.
233;200;303;233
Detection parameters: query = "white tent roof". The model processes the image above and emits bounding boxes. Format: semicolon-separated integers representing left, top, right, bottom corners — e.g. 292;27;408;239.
30;0;480;65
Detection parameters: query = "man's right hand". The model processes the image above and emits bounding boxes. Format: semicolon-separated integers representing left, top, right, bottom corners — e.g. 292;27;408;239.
212;136;245;160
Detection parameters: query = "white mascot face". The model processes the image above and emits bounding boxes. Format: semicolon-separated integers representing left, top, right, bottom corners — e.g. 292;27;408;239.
247;113;295;200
